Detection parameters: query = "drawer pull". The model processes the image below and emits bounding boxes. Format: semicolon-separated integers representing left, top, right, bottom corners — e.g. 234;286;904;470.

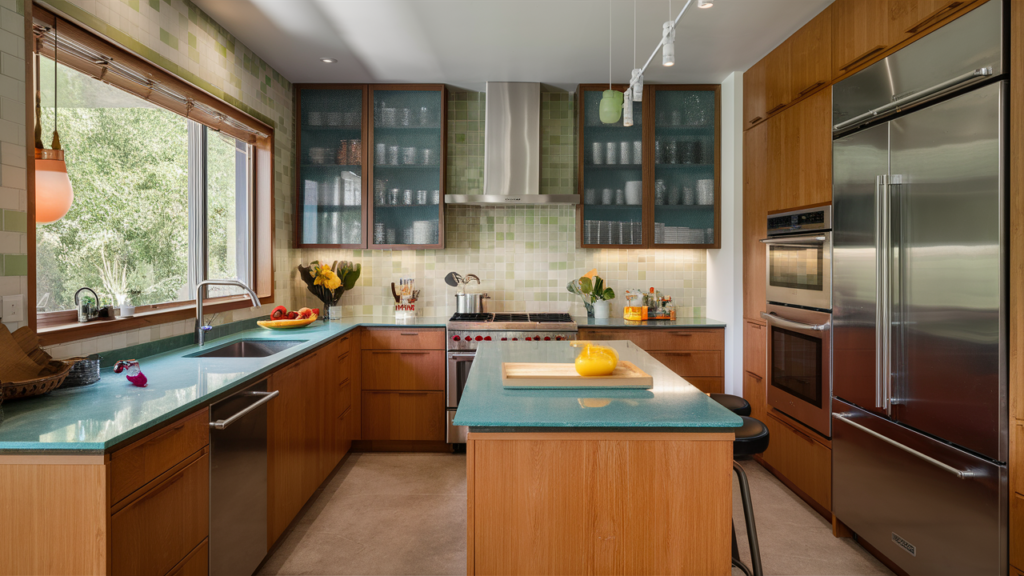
748;116;763;125
797;81;825;97
663;352;693;356
399;392;429;396
399;332;419;336
835;414;974;479
767;104;786;114
339;377;351;387
668;333;693;336
840;45;886;72
131;469;186;508
906;2;963;34
400;352;430;356
745;371;763;382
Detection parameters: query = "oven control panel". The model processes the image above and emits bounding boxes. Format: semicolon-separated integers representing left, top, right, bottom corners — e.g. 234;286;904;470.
446;331;577;350
767;205;832;235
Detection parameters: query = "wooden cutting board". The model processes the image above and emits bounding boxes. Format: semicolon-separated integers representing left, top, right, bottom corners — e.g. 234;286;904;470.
502;361;653;389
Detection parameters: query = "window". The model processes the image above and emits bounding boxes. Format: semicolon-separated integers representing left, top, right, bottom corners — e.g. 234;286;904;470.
35;56;252;314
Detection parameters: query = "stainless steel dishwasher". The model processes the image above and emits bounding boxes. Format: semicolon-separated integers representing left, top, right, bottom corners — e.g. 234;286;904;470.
209;380;277;576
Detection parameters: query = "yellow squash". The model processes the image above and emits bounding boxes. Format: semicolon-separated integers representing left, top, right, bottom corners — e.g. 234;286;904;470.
573;341;619;376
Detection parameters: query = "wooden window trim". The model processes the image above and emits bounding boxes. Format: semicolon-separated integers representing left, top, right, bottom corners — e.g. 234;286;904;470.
27;6;276;338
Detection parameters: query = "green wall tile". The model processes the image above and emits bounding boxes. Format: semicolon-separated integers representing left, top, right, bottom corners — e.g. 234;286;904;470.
3;254;26;276
3;210;26;233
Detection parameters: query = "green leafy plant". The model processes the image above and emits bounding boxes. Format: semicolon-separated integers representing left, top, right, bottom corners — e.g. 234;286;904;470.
567;274;615;304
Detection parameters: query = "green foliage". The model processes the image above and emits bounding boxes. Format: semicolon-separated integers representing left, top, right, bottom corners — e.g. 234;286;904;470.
566;274;615;304
298;260;361;305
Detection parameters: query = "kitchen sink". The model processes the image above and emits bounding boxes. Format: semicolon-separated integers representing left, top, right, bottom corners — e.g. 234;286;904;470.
189;339;306;358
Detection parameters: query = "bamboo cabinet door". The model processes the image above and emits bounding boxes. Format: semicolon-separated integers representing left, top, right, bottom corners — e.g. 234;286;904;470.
788;6;832;102
294;85;368;248
743;58;768;128
832;0;890;78
768;88;832;213
650;85;721;248
764;41;792;116
888;0;975;47
742;122;768;321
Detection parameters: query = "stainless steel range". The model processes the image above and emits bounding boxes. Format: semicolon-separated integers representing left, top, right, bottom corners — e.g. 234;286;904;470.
446;312;577;443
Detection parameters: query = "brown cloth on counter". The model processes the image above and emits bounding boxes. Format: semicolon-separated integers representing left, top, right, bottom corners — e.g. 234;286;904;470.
0;324;48;383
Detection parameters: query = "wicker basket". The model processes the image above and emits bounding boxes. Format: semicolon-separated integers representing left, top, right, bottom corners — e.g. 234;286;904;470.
1;358;82;402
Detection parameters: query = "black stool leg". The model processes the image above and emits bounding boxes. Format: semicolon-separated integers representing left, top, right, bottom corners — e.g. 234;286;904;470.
731;519;753;575
734;461;763;576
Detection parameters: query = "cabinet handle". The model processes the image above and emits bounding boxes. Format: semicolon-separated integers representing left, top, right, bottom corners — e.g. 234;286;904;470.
399;352;430;355
905;2;963;34
126;467;187;509
748;116;763;125
797;81;825;97
745;371;763;382
339;377;351;387
780;417;816;445
662;352;693;356
668;332;693;336
399;392;429;396
399;332;419;336
766;104;786;115
839;45;886;72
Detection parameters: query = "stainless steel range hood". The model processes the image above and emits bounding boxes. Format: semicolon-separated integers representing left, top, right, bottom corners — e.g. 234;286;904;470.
444;82;579;205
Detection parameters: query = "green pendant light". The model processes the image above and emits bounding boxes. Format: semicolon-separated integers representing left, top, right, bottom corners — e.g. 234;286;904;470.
599;0;623;124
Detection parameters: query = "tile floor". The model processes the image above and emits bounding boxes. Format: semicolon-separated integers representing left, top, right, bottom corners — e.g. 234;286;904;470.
258;452;892;576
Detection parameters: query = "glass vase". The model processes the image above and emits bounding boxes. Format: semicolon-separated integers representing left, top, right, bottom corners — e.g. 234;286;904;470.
584;301;595;318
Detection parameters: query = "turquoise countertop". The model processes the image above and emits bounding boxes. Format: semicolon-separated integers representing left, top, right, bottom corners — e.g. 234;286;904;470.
573;316;726;328
453;340;743;430
0;317;447;454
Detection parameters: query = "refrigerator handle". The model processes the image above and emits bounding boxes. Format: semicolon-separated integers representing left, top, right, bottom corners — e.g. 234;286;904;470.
881;174;892;415
875;175;891;412
834;414;975;479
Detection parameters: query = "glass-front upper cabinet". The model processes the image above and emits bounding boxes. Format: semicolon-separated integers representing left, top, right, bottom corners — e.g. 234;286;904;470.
651;86;719;248
578;84;644;247
296;86;366;248
368;85;447;249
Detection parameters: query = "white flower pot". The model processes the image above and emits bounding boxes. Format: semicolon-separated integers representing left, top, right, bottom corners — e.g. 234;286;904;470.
593;300;611;319
118;305;135;318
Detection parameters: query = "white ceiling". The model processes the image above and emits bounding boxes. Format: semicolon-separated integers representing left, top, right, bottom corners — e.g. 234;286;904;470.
192;0;833;91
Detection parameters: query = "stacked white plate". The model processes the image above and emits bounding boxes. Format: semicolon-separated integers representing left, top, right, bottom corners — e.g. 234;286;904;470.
412;220;438;244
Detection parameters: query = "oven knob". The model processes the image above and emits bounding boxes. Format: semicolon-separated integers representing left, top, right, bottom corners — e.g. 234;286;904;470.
475;336;483;341
534;335;541;341
512;338;518;341
544;336;551;341
501;337;507;341
554;336;563;341
452;335;461;341
484;336;492;341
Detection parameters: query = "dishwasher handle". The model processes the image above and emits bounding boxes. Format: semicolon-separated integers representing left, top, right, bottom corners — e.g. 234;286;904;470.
210;390;279;430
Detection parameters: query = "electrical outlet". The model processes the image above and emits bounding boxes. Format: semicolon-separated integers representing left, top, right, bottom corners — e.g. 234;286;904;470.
2;294;25;323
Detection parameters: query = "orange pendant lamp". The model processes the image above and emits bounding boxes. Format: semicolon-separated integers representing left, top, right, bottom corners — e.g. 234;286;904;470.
34;23;73;224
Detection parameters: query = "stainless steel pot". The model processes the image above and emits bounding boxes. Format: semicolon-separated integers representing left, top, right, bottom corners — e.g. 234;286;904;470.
455;292;489;314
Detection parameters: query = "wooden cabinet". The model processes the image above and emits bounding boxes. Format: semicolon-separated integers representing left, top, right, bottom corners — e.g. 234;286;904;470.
888;0;976;47
764;41;791;116
578;327;726;394
268;352;323;545
322;342;355;477
761;410;832;513
767;88;832;213
295;84;447;250
831;0;891;79
578;84;721;249
361;391;445;441
109;409;209;505
743;321;766;379
1012;491;1024;570
788;6;832;102
743;58;767;128
742;371;767;426
167;540;208;576
362;350;445;391
111;453;209;576
742;121;767;321
360;327;446;443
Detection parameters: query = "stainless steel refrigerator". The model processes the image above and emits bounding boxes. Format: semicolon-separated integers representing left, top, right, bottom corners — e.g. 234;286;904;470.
831;2;1007;574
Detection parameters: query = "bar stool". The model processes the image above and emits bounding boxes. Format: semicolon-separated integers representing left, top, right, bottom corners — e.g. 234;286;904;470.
709;394;768;576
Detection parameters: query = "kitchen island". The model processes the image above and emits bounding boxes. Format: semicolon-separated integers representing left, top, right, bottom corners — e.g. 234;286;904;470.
454;340;743;576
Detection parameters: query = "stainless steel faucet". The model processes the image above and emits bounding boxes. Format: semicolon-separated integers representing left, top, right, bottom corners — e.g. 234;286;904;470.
195;280;261;346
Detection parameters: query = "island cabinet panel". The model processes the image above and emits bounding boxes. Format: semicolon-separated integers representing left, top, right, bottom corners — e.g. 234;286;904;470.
467;433;733;576
648;351;724;379
761;410;832;514
361;391;445;441
268;352;324;546
111;452;209;576
109;409;210;505
0;459;108;576
361;350;445;391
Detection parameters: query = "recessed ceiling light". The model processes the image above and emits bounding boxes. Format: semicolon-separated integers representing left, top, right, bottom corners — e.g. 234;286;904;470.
320;58;337;63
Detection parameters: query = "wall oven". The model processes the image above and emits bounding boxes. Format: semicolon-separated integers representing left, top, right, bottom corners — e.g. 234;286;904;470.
763;206;832;312
761;303;832;437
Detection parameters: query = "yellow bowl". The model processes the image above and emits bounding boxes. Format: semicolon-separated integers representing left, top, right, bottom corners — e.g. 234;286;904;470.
257;315;319;330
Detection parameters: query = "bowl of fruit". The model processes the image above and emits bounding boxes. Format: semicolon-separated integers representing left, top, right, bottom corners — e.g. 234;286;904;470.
257;306;320;330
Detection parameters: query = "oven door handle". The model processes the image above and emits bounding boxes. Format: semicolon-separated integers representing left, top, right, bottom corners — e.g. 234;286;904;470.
760;312;830;332
759;235;827;245
448;352;476;358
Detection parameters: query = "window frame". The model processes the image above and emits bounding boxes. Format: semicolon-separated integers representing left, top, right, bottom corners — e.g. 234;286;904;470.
29;7;276;346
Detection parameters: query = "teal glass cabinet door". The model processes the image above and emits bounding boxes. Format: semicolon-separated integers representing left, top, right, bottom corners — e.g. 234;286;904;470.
651;87;720;248
297;87;366;247
369;86;446;248
579;85;644;247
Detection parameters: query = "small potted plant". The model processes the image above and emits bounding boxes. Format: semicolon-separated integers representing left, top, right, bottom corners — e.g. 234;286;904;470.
297;260;361;321
567;270;615;318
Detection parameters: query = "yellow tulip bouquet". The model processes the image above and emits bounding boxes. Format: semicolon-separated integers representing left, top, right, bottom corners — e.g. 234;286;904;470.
297;260;361;320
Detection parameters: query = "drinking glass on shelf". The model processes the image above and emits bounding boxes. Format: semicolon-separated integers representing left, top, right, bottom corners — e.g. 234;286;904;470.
668;186;681;205
605;142;617;165
374;180;386;205
633;141;642;164
420;148;435;165
619;141;630;165
431;189;441;205
402;147;417;165
386;228;397;244
403;189;414;205
419;106;431;126
666;141;678;164
400;108;411;127
654;180;667;205
584;189;597;205
388;146;400;165
375;143;387;165
416;190;428;205
591;142;604;165
615;189;625;205
382;107;397;127
402;228;414;244
683;186;696;205
374;223;385;244
601;188;614;205
388;188;400;205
